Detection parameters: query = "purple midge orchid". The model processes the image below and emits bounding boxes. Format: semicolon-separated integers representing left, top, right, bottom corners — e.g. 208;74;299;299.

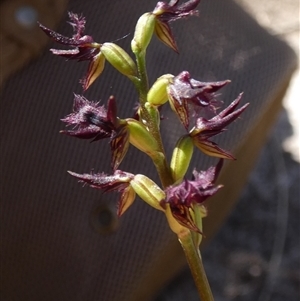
61;94;129;170
153;0;200;52
38;12;104;90
162;159;223;233
153;0;200;22
61;94;116;140
68;170;136;216
167;71;230;129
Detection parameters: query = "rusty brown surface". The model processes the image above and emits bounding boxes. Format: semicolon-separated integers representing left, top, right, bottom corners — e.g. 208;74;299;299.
0;0;68;86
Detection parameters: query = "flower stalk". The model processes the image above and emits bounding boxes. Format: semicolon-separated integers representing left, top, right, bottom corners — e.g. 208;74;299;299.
178;230;214;301
134;51;149;104
40;1;249;300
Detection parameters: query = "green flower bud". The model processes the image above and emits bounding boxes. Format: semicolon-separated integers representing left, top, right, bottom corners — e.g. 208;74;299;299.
127;118;159;155
101;42;137;77
170;135;194;182
131;13;156;53
147;74;174;106
131;174;165;211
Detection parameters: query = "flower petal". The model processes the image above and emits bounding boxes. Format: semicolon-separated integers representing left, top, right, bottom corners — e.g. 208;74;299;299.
169;204;202;233
117;186;136;216
61;94;115;141
110;125;130;170
154;19;178;52
192;138;235;159
81;52;105;90
68;170;134;191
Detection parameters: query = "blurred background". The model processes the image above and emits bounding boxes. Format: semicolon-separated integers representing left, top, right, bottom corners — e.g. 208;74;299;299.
239;0;299;163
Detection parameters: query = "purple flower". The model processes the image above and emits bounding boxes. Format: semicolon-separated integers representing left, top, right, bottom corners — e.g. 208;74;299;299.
61;94;129;170
39;12;104;90
61;94;115;140
152;0;200;52
190;93;249;159
154;0;200;22
167;71;230;129
68;170;136;216
162;159;223;232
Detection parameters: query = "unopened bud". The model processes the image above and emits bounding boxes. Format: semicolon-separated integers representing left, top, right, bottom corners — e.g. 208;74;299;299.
131;13;156;53
170;135;194;182
131;174;165;211
101;42;137;77
147;74;174;105
127;118;159;155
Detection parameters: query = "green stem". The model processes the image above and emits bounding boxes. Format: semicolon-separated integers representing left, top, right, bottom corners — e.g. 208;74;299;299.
134;50;160;143
151;152;174;188
134;50;173;188
178;231;214;301
135;50;149;104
